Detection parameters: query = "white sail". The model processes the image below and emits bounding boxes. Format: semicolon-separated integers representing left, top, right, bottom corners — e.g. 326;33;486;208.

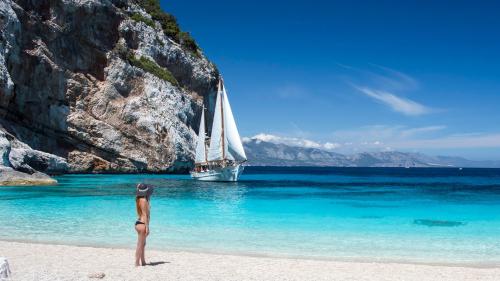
191;78;246;182
222;86;247;161
207;83;224;161
194;107;207;163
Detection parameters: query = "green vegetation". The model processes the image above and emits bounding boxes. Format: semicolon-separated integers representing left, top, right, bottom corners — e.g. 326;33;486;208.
115;42;129;60
130;13;155;28
135;0;199;55
127;54;179;86
179;31;198;54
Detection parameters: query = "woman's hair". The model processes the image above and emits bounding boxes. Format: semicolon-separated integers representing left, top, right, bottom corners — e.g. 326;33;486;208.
136;196;143;218
136;183;151;218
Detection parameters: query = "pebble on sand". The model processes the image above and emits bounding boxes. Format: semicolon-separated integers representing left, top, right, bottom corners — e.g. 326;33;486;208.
88;272;106;279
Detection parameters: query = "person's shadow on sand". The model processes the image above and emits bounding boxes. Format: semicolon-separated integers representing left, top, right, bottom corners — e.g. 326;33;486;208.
147;261;169;266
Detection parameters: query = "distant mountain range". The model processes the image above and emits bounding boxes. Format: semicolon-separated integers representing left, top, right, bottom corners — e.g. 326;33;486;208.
243;139;500;168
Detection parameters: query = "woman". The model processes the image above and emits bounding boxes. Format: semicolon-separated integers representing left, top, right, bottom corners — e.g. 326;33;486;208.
135;183;153;266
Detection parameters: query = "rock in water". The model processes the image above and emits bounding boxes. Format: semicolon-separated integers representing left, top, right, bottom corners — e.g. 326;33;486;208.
0;170;58;186
0;126;65;185
0;0;218;174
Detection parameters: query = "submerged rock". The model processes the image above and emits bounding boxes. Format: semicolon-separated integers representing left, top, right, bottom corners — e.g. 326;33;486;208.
413;219;466;227
0;0;218;174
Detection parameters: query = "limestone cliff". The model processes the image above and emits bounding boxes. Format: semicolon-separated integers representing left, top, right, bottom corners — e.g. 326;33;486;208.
0;0;218;179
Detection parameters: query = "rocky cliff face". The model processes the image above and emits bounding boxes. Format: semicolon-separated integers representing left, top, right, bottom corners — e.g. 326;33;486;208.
0;0;218;179
0;124;67;185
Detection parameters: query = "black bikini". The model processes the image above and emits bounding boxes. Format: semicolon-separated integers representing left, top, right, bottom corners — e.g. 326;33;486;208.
135;220;145;225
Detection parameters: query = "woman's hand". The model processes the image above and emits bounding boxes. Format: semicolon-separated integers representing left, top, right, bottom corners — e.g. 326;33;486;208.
146;226;150;236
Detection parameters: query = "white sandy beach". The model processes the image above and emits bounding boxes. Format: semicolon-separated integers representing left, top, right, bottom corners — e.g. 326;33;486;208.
1;241;499;281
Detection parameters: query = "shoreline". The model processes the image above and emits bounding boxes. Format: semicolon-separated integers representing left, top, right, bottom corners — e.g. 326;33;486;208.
2;238;499;269
2;241;500;281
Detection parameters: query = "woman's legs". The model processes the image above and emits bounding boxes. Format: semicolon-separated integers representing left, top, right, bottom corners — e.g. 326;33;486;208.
141;238;146;265
135;225;146;266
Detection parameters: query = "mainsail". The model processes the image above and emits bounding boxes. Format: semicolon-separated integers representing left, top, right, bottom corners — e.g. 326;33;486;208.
194;106;207;163
207;81;224;161
206;80;247;162
222;86;247;161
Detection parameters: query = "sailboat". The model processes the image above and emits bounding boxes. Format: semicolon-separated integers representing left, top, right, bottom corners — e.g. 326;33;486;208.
190;78;247;181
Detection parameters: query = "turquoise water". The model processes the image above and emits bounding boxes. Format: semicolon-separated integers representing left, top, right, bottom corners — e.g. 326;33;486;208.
1;167;500;265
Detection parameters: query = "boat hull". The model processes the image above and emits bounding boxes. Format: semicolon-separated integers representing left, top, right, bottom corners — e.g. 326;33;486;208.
190;165;244;182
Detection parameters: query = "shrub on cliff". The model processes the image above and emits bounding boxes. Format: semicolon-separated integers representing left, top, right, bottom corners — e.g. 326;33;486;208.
130;13;155;28
179;32;198;54
115;42;129;60
135;0;199;55
127;54;179;86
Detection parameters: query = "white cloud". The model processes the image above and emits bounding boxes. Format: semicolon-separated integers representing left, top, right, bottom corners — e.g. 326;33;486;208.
331;125;500;153
369;64;419;91
244;133;341;150
390;133;500;149
324;142;341;150
338;64;419;92
400;125;446;138
332;125;405;141
339;64;436;116
332;125;445;143
356;87;431;116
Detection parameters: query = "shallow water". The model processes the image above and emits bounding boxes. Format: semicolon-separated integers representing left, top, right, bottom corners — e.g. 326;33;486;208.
1;167;500;264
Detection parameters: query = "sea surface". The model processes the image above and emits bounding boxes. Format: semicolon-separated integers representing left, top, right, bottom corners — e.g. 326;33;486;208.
1;167;500;265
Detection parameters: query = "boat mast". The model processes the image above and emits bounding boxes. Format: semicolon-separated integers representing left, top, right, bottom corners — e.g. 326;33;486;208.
203;105;208;163
220;77;226;161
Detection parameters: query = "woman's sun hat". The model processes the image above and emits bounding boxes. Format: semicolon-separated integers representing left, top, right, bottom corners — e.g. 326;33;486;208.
136;183;154;197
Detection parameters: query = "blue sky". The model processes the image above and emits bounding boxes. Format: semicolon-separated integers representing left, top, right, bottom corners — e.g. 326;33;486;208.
162;0;500;160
